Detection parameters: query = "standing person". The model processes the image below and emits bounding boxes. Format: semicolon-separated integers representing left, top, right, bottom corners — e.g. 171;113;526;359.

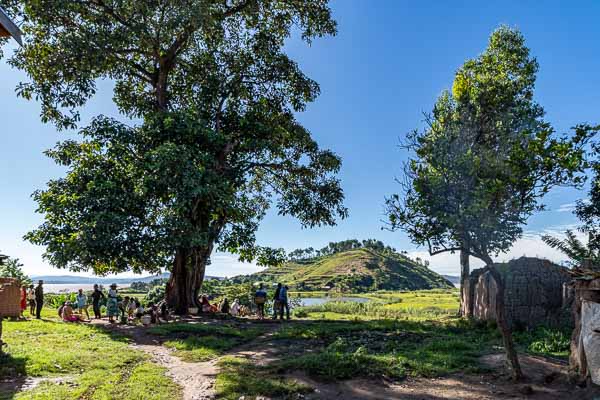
254;284;267;320
27;284;36;316
107;284;119;323
19;286;27;319
279;285;290;320
90;284;105;319
272;283;282;320
76;289;89;320
34;280;44;319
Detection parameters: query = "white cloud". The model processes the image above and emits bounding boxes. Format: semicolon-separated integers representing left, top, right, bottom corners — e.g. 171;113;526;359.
407;224;582;277
555;202;578;213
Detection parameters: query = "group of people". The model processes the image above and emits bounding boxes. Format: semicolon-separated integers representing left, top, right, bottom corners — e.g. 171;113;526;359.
254;283;290;321
19;280;44;319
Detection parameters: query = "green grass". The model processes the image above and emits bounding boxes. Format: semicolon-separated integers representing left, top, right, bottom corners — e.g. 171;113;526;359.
293;289;460;320
215;356;313;400
0;309;180;400
273;318;494;380
149;322;266;362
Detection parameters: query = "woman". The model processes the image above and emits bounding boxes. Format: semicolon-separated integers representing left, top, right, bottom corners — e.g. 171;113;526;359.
200;295;218;313
19;286;27;319
62;301;83;322
76;289;89;320
107;283;119;323
27;285;36;316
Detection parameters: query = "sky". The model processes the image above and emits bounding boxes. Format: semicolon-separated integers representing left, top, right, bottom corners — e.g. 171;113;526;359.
1;1;599;279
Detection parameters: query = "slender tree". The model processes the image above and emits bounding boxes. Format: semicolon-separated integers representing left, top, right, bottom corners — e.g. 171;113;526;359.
386;26;591;380
2;1;347;313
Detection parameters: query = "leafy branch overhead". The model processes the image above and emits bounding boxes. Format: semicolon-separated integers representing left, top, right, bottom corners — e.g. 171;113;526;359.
4;0;346;311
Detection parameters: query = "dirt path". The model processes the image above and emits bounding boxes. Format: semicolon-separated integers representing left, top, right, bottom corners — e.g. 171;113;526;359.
95;320;219;400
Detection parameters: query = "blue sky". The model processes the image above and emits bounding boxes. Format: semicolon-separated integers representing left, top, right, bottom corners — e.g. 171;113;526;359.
1;1;599;278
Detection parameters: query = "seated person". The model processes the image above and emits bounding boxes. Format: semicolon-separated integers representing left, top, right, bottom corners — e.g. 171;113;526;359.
200;295;218;313
158;301;169;322
134;300;144;319
62;302;84;322
219;298;230;314
127;298;137;320
230;299;240;317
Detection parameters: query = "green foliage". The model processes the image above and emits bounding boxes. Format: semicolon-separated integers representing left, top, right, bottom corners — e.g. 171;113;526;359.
542;230;600;267
6;0;346;311
0;257;31;286
144;284;166;306
44;292;78;309
386;26;592;265
514;327;571;358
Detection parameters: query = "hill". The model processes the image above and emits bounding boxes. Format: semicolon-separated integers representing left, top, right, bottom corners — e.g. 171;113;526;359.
245;248;453;292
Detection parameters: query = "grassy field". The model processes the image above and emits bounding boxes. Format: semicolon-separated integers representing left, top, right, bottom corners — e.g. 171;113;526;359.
1;289;572;400
0;309;180;400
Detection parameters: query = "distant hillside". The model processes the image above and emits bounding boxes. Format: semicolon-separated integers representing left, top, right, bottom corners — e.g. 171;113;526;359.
244;248;453;292
31;273;225;285
442;275;460;285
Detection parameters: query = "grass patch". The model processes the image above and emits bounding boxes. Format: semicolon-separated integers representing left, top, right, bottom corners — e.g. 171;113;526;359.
0;309;180;400
150;322;266;361
215;356;312;400
514;326;571;359
273;318;495;380
163;336;241;362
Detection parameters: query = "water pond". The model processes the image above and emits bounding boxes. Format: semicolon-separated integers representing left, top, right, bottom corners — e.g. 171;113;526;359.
295;296;370;307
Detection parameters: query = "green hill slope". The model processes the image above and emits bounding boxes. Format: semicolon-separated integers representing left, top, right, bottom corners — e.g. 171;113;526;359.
250;248;453;292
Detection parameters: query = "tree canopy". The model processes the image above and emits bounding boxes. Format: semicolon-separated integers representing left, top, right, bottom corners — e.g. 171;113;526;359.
2;0;347;311
385;26;593;380
386;26;591;267
0;257;31;286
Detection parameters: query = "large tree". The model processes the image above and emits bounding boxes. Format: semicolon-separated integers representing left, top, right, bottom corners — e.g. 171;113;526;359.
385;26;591;380
1;1;347;313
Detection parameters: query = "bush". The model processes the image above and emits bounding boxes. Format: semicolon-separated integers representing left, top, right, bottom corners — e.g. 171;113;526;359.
144;284;166;305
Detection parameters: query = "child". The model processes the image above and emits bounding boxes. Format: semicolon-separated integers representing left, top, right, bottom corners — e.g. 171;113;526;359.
127;297;136;321
134;300;144;320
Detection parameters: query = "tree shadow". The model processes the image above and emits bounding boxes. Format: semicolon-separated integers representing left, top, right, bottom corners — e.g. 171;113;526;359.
0;352;28;400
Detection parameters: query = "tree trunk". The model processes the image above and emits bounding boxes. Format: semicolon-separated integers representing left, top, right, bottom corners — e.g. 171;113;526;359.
459;249;471;317
487;264;524;381
165;247;208;315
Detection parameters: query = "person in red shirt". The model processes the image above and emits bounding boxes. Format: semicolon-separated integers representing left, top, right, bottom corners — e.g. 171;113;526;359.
20;285;27;319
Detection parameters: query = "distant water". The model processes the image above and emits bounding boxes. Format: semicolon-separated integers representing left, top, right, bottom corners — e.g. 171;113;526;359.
43;283;130;294
297;296;369;307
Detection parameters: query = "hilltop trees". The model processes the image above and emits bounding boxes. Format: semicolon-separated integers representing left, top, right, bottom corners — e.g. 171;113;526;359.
386;26;591;379
288;239;397;261
3;1;346;313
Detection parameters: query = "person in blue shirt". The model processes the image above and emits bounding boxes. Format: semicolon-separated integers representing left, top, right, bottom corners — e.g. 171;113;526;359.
254;283;267;320
76;288;89;320
278;285;290;320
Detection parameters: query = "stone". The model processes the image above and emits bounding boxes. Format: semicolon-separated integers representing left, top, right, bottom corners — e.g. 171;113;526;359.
581;300;600;385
